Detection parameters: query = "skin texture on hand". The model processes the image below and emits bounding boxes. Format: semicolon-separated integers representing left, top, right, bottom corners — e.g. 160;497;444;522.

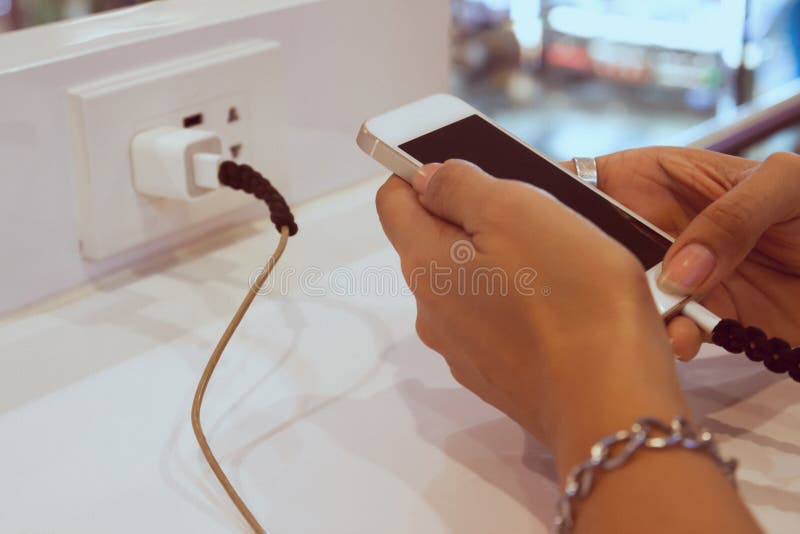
377;160;686;450
376;159;762;534
376;162;759;534
569;148;800;360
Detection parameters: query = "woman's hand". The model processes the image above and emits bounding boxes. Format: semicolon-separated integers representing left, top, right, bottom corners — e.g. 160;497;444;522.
376;158;762;534
376;160;688;474
580;148;800;360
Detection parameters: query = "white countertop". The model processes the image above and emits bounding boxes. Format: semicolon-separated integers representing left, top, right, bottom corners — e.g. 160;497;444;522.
1;177;799;533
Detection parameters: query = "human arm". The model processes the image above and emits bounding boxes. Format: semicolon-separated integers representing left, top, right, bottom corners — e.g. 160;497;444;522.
376;160;763;533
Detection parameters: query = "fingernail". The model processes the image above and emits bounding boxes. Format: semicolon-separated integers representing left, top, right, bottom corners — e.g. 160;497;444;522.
668;337;684;361
658;243;716;295
675;350;691;363
413;163;442;194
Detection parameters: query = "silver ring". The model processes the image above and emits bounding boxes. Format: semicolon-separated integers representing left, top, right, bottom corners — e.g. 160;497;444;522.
573;157;598;187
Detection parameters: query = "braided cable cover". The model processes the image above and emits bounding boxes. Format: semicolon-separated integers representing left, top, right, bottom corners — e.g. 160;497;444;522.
193;160;298;533
219;161;298;236
712;319;800;382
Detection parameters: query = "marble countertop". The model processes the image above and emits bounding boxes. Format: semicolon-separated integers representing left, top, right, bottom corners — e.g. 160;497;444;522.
1;177;798;533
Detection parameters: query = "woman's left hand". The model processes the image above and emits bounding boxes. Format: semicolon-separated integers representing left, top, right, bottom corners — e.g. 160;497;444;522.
564;147;800;361
376;160;688;475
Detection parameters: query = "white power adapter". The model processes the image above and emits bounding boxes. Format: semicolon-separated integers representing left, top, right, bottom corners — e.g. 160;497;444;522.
131;126;225;200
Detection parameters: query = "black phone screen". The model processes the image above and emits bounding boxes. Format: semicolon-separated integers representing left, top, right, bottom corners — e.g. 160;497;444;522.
399;114;670;269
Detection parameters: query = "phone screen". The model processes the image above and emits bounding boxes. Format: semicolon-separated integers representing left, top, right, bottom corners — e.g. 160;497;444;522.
399;114;670;269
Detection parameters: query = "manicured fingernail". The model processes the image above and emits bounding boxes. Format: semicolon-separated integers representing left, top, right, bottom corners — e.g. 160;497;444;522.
659;243;716;295
413;163;442;194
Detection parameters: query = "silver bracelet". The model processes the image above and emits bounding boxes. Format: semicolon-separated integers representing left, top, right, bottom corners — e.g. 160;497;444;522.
572;157;598;186
553;416;738;534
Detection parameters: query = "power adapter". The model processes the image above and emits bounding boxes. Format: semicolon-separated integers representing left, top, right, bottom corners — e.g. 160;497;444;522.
130;125;298;235
131;126;225;199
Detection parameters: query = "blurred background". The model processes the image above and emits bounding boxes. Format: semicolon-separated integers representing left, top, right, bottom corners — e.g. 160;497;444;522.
3;0;800;160
450;0;800;161
0;0;153;30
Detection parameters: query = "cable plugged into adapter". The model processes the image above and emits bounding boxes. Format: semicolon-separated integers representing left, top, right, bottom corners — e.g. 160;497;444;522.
131;125;297;235
131;126;224;200
193;152;225;190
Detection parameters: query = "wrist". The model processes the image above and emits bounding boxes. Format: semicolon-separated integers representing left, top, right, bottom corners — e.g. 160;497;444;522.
545;343;689;481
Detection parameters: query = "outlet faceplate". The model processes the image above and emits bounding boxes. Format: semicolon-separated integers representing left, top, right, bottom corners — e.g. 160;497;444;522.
69;40;285;260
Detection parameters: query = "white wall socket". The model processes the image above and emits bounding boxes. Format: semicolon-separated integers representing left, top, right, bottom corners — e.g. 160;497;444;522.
69;39;285;260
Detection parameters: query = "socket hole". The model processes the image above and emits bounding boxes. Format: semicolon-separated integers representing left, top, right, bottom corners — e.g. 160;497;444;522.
230;144;243;159
227;107;240;123
183;113;204;128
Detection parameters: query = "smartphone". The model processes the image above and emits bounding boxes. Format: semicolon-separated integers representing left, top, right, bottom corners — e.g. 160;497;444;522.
357;93;687;318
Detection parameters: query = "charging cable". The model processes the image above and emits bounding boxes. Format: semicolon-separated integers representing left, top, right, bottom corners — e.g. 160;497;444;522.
682;302;800;381
194;163;294;534
131;126;297;532
197;159;296;534
191;159;296;534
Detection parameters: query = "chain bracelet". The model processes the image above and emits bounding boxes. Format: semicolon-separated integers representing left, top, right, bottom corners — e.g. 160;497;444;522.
553;416;738;534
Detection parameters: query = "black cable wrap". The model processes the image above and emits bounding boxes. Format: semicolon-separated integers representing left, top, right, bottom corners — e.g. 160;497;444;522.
712;319;800;382
219;161;299;236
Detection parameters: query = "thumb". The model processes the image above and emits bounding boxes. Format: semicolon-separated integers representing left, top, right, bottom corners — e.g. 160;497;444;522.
413;160;498;232
659;152;800;296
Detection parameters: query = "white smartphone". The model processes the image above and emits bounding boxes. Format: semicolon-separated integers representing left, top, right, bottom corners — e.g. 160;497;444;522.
357;93;688;318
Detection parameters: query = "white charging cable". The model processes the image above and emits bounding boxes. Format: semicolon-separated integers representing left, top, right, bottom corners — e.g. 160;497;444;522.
681;301;723;336
679;291;799;383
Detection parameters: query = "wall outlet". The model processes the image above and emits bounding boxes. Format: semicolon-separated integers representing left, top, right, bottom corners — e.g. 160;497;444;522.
178;91;253;164
69;40;286;260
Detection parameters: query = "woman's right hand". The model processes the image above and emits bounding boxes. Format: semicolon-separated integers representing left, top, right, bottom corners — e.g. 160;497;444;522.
578;148;800;360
